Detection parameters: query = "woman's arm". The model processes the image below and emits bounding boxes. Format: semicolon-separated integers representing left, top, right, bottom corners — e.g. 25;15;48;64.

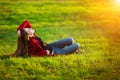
28;38;48;57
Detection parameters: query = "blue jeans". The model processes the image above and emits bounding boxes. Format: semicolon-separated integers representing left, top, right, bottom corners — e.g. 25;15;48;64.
48;38;80;54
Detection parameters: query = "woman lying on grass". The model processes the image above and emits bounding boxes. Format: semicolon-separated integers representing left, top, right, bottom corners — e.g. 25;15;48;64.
10;20;80;57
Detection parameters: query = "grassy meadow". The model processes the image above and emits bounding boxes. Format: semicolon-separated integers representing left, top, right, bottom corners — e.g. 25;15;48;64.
0;0;120;80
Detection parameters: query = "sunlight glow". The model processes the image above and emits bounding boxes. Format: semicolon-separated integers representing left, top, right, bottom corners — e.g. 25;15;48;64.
112;0;120;9
115;0;120;5
116;0;120;3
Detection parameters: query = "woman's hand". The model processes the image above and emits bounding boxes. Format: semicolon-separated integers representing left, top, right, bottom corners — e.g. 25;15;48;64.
46;50;59;56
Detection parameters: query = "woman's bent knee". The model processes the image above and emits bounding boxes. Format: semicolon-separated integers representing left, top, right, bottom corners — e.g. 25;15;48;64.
67;37;74;43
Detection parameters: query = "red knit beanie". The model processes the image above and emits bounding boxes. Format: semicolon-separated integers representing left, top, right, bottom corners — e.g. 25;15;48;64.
17;20;32;37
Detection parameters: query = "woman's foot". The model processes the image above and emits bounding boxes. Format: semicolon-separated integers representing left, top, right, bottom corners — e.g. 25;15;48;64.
75;49;80;53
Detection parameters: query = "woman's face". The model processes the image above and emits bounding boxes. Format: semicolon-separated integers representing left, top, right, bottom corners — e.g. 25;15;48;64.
24;28;35;37
29;28;35;37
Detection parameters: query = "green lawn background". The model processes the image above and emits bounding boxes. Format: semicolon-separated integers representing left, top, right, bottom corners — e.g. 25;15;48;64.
0;0;120;80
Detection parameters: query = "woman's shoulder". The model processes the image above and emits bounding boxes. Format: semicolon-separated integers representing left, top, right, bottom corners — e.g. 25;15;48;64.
29;37;38;43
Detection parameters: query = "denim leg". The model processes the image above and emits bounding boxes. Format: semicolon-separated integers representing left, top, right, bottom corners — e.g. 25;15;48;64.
48;37;74;48
60;43;80;54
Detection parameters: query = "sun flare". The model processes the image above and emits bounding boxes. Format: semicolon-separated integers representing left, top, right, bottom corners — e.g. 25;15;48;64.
112;0;120;9
116;0;120;3
115;0;120;5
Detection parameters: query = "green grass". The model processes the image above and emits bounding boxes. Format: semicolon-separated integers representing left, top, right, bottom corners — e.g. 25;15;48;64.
0;0;120;80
